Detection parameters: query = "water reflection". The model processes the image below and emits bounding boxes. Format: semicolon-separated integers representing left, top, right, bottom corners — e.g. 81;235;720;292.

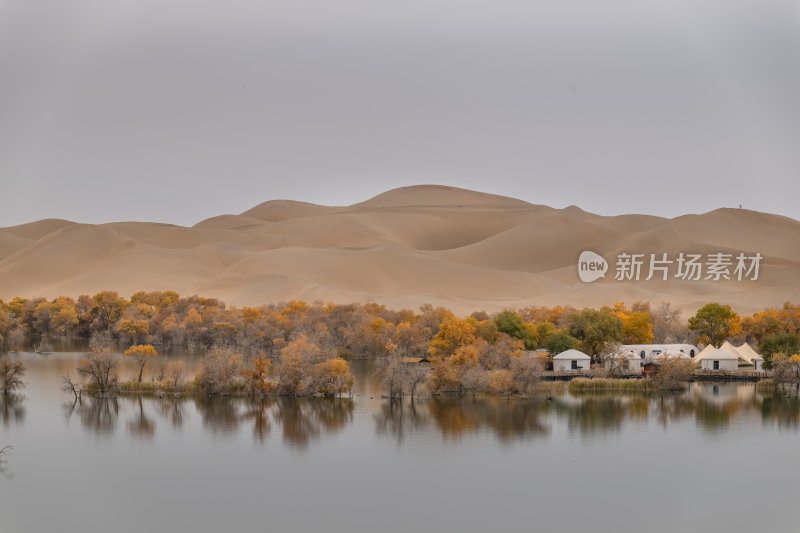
374;399;429;443
273;397;354;448
0;394;25;427
44;383;800;445
374;397;550;443
64;397;120;435
127;397;156;440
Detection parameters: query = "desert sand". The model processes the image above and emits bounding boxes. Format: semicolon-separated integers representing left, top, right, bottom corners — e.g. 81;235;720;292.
1;185;798;314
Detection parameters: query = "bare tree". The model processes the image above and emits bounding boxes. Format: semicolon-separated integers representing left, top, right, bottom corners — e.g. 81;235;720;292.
0;445;11;477
376;354;406;399
77;353;119;397
195;349;242;396
62;375;83;403
406;365;428;400
511;353;545;393
602;344;633;377
0;356;25;394
651;302;687;343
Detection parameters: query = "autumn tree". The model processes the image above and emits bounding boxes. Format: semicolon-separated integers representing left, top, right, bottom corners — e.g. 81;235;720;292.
275;335;324;396
429;317;475;359
239;354;273;397
123;344;157;383
612;303;654;344
312;358;354;397
688;303;742;347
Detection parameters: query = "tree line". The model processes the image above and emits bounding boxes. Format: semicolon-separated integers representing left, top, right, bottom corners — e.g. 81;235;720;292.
1;291;800;398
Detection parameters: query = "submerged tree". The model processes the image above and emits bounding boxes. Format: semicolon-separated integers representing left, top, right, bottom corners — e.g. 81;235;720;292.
0;356;25;394
77;352;119;396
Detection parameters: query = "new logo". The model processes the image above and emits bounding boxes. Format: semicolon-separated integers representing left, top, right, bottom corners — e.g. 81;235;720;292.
578;251;608;283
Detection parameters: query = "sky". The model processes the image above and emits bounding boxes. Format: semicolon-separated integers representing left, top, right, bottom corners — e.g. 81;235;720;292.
1;0;799;227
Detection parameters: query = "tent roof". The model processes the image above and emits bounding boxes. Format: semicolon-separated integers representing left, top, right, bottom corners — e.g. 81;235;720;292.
694;345;717;362
554;349;591;360
735;342;760;363
701;349;739;361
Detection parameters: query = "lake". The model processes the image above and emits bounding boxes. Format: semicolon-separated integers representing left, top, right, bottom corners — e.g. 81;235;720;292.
1;351;799;533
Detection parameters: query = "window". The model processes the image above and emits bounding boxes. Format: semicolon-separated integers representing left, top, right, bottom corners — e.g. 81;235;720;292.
690;349;695;358
713;360;720;370
571;360;578;370
640;350;646;359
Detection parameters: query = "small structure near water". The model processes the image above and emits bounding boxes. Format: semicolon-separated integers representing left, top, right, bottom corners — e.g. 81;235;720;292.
553;349;591;372
699;349;739;372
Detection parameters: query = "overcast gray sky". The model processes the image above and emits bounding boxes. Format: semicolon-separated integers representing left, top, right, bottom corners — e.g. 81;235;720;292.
1;0;799;227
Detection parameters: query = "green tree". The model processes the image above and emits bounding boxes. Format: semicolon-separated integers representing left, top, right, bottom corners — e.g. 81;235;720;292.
541;330;579;354
688;303;742;347
567;308;623;362
493;310;536;349
760;333;800;369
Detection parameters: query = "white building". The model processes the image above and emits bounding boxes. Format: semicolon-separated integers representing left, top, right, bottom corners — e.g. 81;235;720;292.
553;349;591;372
754;355;766;373
620;344;699;365
699;349;739;371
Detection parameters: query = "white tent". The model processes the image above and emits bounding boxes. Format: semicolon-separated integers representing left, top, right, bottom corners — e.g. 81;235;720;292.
694;344;718;364
700;349;739;371
553;349;591;372
734;342;760;364
754;355;766;373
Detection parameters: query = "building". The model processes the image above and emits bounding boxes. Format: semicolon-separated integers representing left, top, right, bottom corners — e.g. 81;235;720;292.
754;355;766;373
699;349;739;371
553;349;591;372
695;341;761;366
620;344;699;365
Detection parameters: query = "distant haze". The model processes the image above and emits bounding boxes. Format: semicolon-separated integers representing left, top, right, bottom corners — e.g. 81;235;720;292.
1;0;799;227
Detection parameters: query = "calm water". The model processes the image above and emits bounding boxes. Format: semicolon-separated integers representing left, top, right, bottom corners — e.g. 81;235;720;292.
1;351;799;533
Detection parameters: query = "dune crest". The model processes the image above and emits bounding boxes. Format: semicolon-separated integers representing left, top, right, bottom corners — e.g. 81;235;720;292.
1;185;798;314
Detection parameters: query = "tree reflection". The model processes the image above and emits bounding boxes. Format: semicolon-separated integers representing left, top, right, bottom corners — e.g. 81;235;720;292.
127;397;156;440
64;397;119;436
426;397;549;441
374;399;429;443
155;397;185;429
241;399;274;443
552;396;629;435
760;395;800;428
272;397;354;449
0;393;25;427
193;397;243;436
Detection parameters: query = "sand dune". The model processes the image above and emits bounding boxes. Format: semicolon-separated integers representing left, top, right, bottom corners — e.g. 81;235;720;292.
1;185;798;314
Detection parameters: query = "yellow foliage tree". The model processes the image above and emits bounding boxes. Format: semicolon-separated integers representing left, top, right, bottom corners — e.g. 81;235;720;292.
429;317;476;360
124;344;157;383
313;358;354;397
